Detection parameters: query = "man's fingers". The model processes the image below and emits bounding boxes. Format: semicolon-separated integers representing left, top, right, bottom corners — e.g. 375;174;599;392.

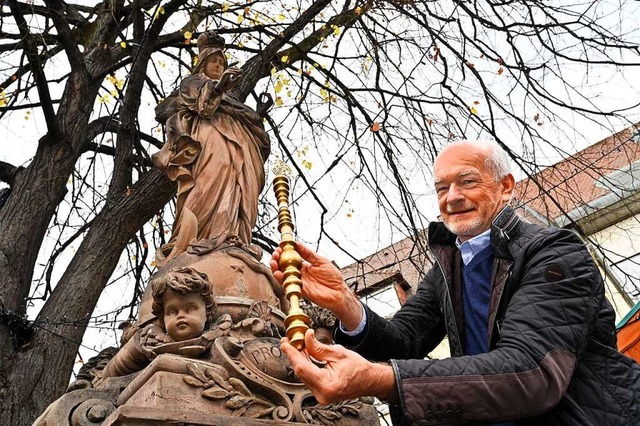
303;329;335;361
296;242;329;266
281;339;319;383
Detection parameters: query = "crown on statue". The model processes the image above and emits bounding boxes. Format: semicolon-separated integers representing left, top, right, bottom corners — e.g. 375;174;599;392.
272;158;292;177
197;30;225;51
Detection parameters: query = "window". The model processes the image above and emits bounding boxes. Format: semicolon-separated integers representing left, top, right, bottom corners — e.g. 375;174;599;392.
364;285;402;319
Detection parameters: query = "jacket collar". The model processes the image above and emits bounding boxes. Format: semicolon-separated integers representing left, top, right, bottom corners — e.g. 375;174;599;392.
428;205;521;261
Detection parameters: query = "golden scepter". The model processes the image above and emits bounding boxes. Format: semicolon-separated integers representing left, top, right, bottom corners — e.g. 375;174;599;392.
272;159;310;350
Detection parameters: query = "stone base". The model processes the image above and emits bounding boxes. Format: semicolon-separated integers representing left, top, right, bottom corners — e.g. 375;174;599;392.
104;405;309;425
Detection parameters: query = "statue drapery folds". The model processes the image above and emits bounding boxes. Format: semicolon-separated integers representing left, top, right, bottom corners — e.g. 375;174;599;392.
153;31;270;266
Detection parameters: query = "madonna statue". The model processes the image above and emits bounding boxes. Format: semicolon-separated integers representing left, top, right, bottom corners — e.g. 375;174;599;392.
153;31;270;266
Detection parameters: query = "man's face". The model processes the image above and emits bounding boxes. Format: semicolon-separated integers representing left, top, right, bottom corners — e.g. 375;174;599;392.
163;289;207;341
433;143;514;242
204;53;225;80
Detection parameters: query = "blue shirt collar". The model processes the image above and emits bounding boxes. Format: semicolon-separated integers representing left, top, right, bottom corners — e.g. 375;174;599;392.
455;229;491;265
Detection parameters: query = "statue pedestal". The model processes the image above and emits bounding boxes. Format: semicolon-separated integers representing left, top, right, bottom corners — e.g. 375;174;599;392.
103;405;308;425
99;353;378;426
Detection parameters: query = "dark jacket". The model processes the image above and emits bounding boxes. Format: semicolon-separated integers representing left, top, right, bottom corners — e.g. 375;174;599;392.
336;206;640;425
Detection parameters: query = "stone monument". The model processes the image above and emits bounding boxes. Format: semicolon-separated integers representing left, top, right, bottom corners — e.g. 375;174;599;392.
34;31;378;426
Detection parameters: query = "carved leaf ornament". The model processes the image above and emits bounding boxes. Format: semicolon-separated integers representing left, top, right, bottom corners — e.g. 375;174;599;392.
183;362;277;419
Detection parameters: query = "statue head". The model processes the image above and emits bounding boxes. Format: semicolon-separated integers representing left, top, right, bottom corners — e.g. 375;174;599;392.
302;303;336;345
193;30;228;80
150;267;217;341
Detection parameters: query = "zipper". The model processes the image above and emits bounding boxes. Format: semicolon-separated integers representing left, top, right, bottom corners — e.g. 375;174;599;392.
488;262;512;348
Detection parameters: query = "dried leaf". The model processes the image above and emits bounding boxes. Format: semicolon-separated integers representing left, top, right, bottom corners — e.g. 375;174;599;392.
202;386;230;400
316;409;341;420
371;122;381;132
232;405;248;417
246;405;275;419
186;363;207;382
183;375;203;387
228;378;252;396
205;368;231;391
225;395;249;410
497;67;504;75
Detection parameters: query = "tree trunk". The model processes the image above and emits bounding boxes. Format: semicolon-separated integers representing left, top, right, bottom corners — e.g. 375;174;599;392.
0;169;176;426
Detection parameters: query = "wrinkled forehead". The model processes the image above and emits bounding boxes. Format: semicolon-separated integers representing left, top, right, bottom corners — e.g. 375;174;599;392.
434;147;488;179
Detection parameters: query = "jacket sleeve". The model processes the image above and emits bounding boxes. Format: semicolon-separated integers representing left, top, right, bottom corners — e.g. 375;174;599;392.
391;228;603;425
335;266;447;362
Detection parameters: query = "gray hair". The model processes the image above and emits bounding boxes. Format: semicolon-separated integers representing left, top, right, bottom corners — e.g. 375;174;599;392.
483;140;512;180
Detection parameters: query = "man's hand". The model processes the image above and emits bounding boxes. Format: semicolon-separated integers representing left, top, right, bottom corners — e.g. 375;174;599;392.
214;67;242;93
270;243;362;330
281;329;395;405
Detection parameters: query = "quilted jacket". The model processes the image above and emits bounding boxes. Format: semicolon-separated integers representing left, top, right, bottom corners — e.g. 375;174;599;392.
336;206;640;425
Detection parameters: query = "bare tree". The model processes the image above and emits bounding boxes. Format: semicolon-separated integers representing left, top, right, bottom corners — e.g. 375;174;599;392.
0;0;639;424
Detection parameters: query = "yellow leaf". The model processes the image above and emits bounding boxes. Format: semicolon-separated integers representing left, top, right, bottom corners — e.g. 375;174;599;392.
371;122;380;132
271;66;277;76
281;55;289;63
150;260;157;267
470;106;477;115
355;6;362;15
319;88;329;101
297;68;303;75
184;31;193;40
237;14;244;24
222;2;229;12
332;25;341;36
120;41;127;48
302;160;312;170
275;96;283;106
0;91;6;107
154;6;165;19
193;56;199;66
278;13;286;21
274;80;283;94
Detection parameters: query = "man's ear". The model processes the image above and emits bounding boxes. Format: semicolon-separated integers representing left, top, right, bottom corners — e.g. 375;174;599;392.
500;173;516;202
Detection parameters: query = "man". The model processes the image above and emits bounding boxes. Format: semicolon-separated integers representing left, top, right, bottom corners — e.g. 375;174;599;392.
271;140;640;425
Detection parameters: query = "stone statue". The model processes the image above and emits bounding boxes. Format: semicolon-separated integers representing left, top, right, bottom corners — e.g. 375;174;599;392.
92;267;229;385
152;30;271;266
35;31;377;426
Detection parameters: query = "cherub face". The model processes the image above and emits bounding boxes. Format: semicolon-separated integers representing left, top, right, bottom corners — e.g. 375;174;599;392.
204;53;225;80
162;290;207;341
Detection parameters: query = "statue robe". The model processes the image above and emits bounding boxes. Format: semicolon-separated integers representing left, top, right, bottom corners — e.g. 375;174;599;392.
153;74;270;265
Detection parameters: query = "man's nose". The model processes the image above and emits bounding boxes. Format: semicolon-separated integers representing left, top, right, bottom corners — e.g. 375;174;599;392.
446;183;465;203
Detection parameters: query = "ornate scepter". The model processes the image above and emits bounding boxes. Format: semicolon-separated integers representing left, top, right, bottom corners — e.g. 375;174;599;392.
272;160;310;350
